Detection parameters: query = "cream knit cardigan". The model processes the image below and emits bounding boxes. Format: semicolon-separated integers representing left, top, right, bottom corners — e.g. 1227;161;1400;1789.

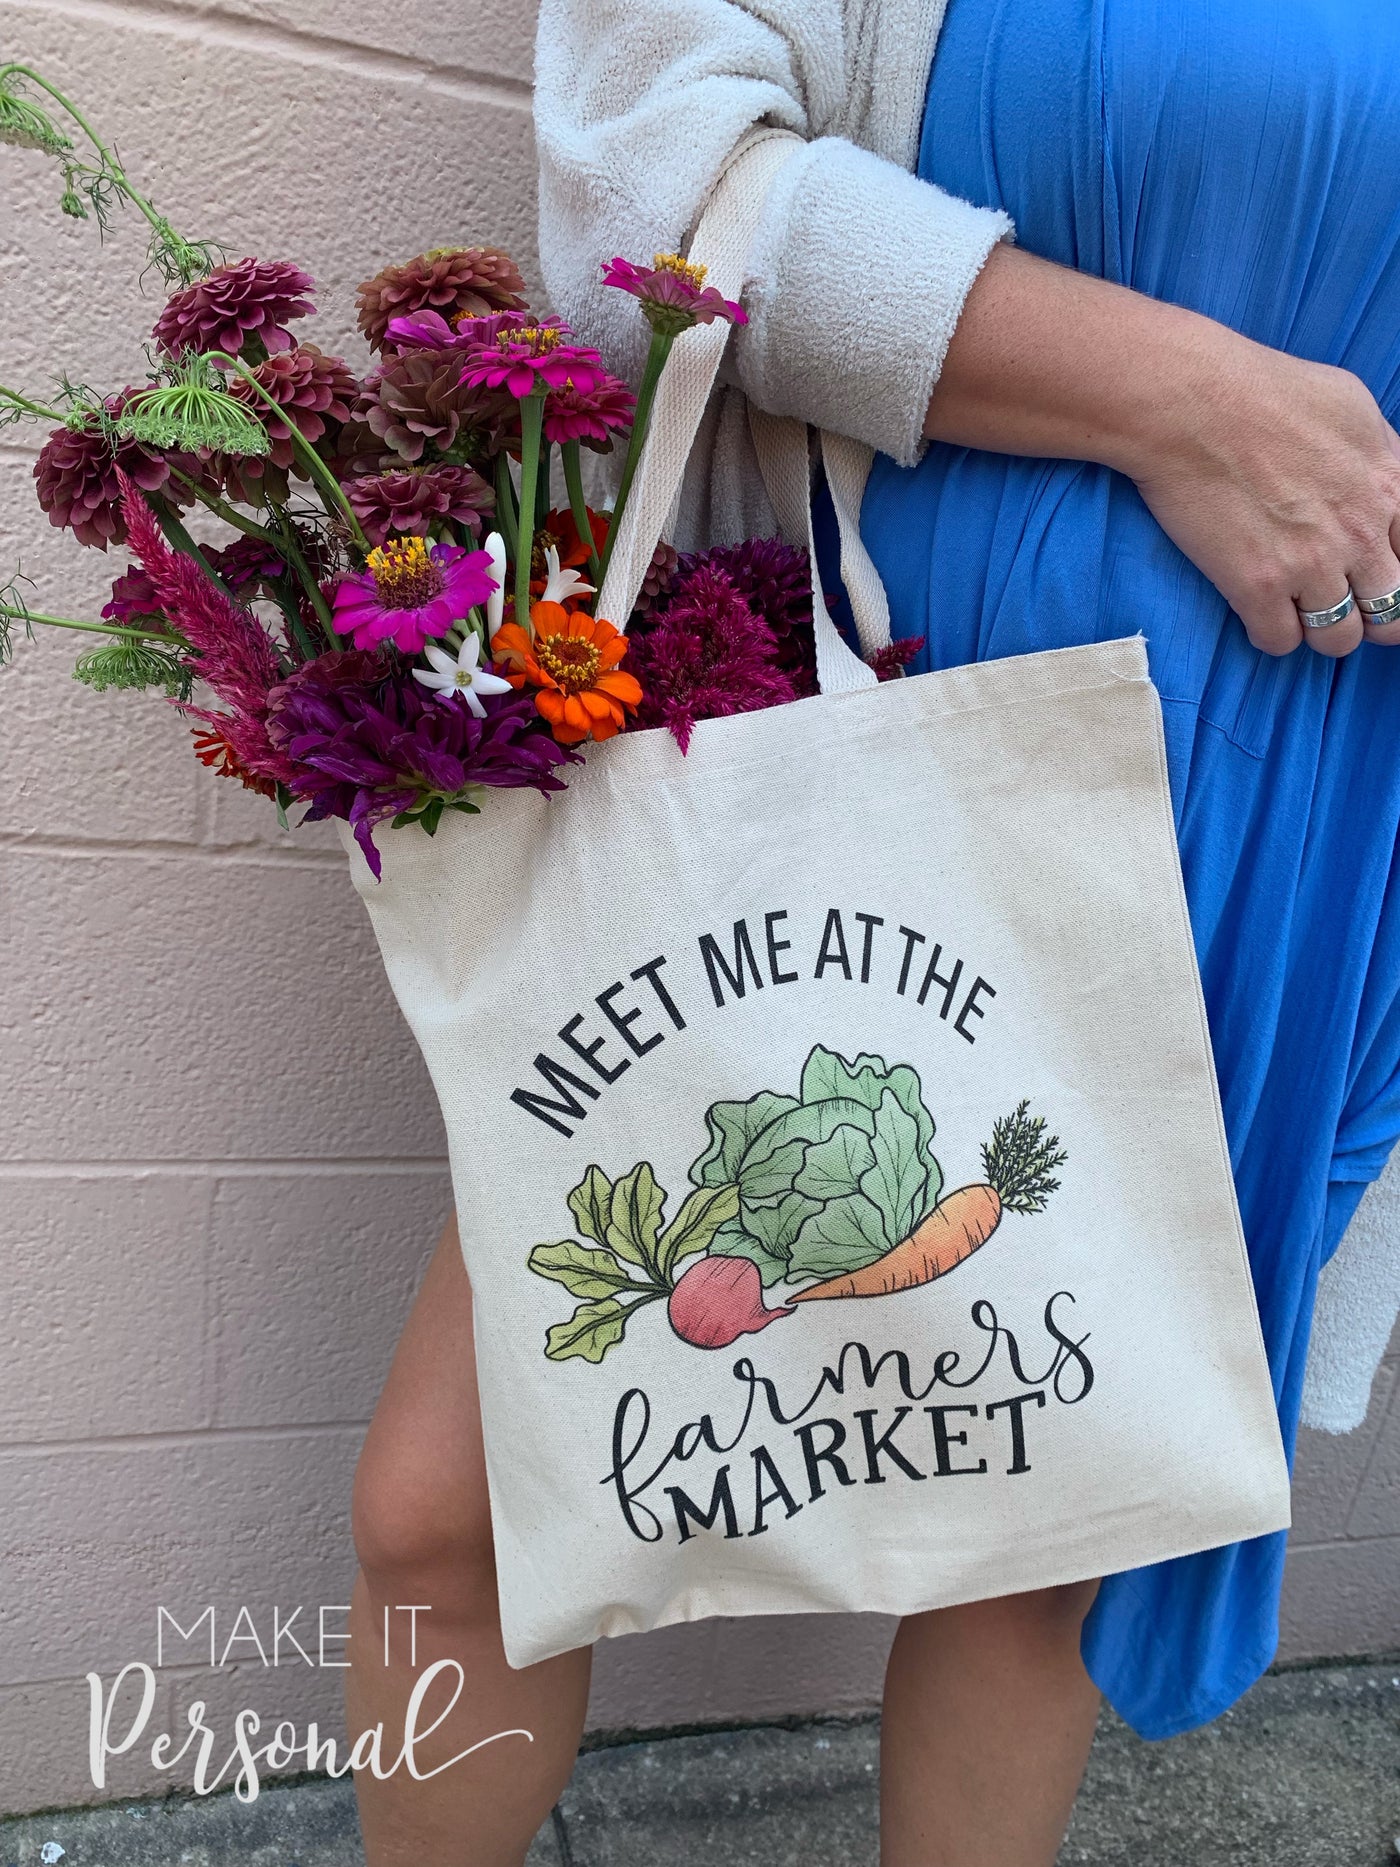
533;0;1398;1430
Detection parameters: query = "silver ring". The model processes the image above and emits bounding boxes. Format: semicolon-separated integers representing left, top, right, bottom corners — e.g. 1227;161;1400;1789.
1356;584;1400;618
1297;591;1356;630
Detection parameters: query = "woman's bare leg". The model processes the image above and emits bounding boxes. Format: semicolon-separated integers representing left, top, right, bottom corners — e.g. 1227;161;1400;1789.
879;1581;1102;1867
346;1217;592;1867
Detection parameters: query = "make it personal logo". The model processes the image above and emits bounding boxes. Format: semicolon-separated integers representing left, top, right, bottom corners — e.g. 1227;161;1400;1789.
86;1605;529;1801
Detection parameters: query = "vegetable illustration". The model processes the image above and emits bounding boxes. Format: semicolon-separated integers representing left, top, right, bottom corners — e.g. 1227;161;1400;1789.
687;1044;943;1289
668;1254;794;1348
529;1161;741;1363
525;1046;1067;1364
790;1101;1066;1302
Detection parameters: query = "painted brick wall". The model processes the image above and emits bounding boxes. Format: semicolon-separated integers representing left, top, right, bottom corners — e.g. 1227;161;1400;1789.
0;1;1396;1819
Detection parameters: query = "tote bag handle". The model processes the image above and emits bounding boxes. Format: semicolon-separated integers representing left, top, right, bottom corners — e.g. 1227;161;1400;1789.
594;130;887;695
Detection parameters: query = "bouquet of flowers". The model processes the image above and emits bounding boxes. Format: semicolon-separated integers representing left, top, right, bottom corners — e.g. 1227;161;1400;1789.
0;66;920;876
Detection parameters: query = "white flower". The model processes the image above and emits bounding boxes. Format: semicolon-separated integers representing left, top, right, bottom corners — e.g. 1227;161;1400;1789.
412;633;513;717
540;544;594;608
483;530;507;638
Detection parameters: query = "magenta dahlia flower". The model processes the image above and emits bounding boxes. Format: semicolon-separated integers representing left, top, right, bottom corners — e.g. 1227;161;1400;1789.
265;652;576;876
601;254;747;337
345;464;493;547
542;372;635;448
34;392;182;550
101;563;164;624
153;258;316;359
625;564;798;752
458;321;608;400
331;536;497;654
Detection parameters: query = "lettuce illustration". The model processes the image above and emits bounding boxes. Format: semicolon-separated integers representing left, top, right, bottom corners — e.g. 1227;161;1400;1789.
689;1045;943;1287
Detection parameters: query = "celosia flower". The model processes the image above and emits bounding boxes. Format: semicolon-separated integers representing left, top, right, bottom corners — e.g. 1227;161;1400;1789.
345;463;493;547
356;248;528;352
34;392;184;550
153;258;316;359
542;372;635;448
602;253;747;337
116;469;295;791
413;633;514;715
265;652;576;876
331;535;495;654
458;322;608;400
493;602;641;744
624;564;797;751
865;635;927;681
673;537;816;694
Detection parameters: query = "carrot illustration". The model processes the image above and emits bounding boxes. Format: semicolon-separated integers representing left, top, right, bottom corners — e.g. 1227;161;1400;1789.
789;1101;1066;1303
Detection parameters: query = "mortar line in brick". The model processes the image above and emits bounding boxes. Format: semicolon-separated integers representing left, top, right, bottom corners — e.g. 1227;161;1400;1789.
0;833;345;869
4;0;534;108
1285;1530;1400;1553
0;1159;448;1178
0;1419;370;1457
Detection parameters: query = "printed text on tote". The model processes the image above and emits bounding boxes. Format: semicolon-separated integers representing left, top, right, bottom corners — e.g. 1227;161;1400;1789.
510;906;998;1137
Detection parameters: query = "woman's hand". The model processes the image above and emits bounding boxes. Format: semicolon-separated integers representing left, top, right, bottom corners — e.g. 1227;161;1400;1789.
927;245;1400;658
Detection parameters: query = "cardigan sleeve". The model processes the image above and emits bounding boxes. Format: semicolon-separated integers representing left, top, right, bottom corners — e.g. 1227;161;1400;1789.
533;0;1013;468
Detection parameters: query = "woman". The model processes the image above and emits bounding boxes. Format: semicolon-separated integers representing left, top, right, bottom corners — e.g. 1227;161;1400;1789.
346;1;1400;1862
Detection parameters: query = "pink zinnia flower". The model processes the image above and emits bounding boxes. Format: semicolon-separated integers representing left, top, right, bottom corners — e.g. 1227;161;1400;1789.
602;253;747;337
331;535;496;654
543;372;635;448
458;321;607;400
384;308;527;354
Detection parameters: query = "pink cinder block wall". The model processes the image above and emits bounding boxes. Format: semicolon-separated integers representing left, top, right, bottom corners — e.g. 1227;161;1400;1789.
0;1;1396;1819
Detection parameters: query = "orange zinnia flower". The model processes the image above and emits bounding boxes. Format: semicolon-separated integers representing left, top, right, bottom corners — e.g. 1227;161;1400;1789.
493;601;642;745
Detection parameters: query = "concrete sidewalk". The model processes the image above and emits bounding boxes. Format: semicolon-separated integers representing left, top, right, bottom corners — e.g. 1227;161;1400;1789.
2;1661;1397;1867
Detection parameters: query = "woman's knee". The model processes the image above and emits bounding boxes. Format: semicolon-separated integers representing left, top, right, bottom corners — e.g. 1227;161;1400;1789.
351;1422;495;1609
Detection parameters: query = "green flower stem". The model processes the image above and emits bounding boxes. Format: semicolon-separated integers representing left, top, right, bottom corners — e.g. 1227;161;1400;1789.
200;352;372;557
268;581;319;663
561;441;603;591
0;604;182;645
598;329;675;590
0;383;65;424
538;438;552;537
494;450;519;562
166;467;282;547
514;388;547;634
268;501;340;648
0;66;169;248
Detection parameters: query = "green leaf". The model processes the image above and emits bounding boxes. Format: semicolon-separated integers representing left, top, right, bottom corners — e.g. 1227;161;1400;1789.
607;1161;666;1271
567;1165;614;1246
709;1222;792;1288
528;1238;647;1301
654;1183;741;1281
861;1088;931;1246
790;1191;892;1281
544;1296;633;1364
739;1187;820;1266
799;1044;940;1190
793;1123;878;1202
736;1098;876;1203
689;1090;800;1188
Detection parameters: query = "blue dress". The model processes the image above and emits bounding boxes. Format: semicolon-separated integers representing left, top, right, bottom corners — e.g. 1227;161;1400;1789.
818;0;1400;1738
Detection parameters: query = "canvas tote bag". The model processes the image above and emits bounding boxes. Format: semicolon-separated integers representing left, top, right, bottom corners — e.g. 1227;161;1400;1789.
342;132;1291;1669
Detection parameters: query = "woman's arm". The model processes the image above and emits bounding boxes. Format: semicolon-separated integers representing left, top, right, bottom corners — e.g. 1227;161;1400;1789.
928;245;1400;657
535;0;1011;466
